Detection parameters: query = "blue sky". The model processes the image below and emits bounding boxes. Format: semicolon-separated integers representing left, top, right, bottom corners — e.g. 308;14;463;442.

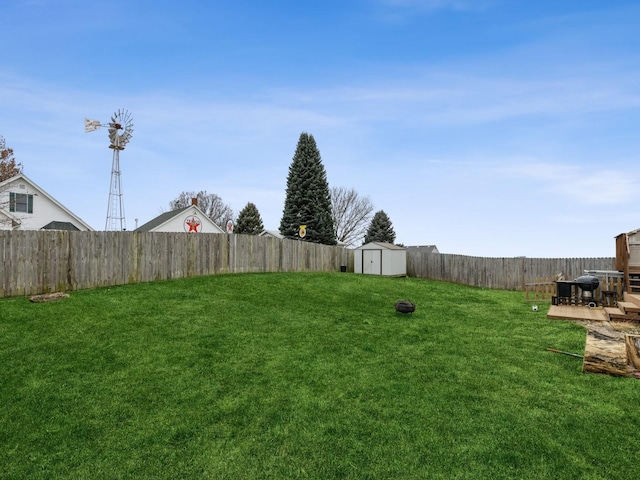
2;0;639;257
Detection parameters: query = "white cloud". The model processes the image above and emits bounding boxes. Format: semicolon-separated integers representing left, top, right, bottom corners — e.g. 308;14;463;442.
2;1;639;257
502;162;640;206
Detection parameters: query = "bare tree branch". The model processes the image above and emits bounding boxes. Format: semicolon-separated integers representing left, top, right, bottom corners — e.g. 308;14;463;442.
331;186;374;247
169;190;234;227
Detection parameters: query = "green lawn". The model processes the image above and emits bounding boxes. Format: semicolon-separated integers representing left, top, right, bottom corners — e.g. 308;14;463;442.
1;272;638;479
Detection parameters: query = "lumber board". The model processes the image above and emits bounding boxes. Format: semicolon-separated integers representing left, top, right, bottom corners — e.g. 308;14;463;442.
618;301;640;314
605;306;640;322
625;335;640;370
547;305;606;322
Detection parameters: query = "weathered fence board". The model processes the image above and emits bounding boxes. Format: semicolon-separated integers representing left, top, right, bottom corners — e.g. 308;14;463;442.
0;231;352;298
406;247;615;291
0;231;618;298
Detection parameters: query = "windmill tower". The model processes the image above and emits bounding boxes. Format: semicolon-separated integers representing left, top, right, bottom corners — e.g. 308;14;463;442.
85;109;134;231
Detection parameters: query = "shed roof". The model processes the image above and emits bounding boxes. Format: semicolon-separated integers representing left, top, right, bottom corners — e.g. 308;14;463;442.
357;241;406;250
616;227;640;239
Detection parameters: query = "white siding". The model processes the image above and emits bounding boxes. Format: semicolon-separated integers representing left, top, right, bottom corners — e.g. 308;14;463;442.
151;207;224;233
354;242;407;276
0;176;92;231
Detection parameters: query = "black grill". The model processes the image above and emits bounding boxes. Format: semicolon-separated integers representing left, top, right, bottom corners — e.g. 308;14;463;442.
575;275;600;305
574;275;600;292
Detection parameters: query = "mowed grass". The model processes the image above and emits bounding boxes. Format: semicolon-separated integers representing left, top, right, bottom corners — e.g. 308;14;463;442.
1;272;638;479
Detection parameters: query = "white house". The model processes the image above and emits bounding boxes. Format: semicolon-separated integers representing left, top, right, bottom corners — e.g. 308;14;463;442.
135;204;225;233
354;242;407;276
259;229;285;240
0;173;93;231
406;245;440;254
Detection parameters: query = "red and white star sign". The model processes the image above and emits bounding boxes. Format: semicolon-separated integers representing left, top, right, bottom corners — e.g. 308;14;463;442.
184;216;202;233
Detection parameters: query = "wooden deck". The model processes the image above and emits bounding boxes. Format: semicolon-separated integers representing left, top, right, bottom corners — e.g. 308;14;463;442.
547;293;640;323
546;305;607;322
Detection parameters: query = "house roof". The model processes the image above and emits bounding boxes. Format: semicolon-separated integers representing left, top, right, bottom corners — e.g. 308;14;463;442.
406;245;439;254
135;206;190;232
134;205;225;233
0;173;94;231
41;221;81;231
259;229;284;239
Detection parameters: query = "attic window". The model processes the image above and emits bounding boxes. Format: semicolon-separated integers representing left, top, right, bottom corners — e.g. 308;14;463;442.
9;192;34;213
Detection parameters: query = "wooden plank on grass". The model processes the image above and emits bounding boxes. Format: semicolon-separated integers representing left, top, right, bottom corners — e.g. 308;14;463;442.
625;335;640;370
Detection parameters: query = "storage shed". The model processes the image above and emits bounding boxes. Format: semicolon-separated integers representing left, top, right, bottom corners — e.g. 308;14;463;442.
354;242;407;276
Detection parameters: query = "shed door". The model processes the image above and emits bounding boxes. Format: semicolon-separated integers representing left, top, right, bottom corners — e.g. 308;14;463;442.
362;250;382;275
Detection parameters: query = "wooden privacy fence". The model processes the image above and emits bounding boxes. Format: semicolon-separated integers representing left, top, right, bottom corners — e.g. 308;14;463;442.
406;248;616;291
0;231;619;298
0;231;354;298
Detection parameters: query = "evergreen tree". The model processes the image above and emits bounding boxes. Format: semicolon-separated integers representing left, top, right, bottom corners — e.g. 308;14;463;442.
235;202;264;235
364;210;396;244
279;132;336;245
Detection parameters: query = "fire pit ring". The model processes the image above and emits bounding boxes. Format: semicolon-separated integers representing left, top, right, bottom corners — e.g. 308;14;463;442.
395;300;416;314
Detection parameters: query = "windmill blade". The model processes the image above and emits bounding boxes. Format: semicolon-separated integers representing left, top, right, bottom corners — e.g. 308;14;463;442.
84;118;101;133
104;109;133;147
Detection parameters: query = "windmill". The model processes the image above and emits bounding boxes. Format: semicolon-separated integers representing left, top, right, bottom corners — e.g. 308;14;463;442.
85;109;134;231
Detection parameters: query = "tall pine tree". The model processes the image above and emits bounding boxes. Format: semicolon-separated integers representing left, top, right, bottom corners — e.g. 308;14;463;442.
364;210;396;244
280;133;336;245
235;202;264;235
